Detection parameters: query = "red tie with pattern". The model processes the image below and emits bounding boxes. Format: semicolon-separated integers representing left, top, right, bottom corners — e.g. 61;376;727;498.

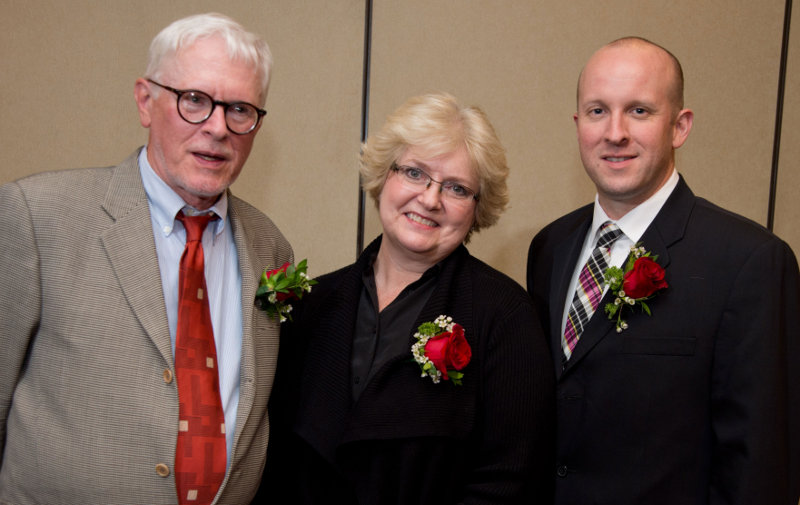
174;212;226;504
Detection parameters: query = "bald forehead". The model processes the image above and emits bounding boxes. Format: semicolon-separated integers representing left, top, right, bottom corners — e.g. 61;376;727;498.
578;38;684;110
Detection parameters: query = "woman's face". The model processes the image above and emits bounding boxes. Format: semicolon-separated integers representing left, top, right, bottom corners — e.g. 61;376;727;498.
378;145;478;267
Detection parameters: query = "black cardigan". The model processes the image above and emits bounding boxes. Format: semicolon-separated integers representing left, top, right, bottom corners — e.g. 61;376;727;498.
259;237;555;505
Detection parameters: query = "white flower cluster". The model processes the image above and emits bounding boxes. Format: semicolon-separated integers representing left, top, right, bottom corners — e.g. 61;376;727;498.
434;315;455;331
411;336;441;383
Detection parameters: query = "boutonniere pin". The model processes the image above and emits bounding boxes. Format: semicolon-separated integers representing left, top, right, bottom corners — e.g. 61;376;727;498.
604;245;668;332
255;259;317;323
411;315;472;385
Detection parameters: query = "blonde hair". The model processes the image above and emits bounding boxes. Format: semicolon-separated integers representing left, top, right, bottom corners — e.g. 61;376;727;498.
360;93;509;242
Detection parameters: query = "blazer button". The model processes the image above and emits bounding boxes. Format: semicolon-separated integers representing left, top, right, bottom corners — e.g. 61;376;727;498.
163;369;173;384
155;463;170;477
556;465;568;478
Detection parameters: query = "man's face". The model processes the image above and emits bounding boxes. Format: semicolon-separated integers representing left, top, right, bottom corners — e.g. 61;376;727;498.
135;36;263;210
574;43;692;219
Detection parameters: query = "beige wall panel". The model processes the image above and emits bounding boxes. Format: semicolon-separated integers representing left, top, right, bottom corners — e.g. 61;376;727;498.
366;1;786;283
774;5;800;257
0;0;365;277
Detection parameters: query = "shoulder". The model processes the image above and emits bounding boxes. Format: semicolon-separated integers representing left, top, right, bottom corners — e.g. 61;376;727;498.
686;196;794;261
530;204;592;250
2;165;122;226
464;253;527;297
8;165;114;197
459;252;535;320
304;261;361;305
302;237;380;303
2;150;143;211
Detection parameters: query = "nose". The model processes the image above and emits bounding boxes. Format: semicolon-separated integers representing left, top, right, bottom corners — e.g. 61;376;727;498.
417;181;444;209
605;112;629;144
201;105;229;138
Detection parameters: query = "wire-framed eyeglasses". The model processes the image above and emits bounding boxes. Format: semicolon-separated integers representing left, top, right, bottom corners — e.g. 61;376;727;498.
147;79;266;135
390;163;479;202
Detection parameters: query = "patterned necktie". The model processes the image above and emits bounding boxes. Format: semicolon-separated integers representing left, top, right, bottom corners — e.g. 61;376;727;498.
562;221;623;361
174;212;226;505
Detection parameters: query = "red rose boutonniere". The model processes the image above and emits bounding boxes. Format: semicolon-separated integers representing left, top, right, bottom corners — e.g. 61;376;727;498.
411;315;472;385
255;259;317;323
604;245;668;332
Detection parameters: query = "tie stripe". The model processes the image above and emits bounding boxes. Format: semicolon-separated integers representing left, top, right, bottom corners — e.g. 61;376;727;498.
563;221;622;361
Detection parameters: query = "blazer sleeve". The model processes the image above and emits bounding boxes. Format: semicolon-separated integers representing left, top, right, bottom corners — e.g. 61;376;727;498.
0;181;42;467
709;237;800;505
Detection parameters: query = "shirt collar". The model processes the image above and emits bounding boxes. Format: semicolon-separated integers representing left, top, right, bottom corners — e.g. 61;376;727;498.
138;146;228;238
591;168;679;244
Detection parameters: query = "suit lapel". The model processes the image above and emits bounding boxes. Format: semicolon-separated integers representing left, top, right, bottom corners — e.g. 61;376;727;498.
100;151;173;367
562;177;695;375
227;197;259;453
550;213;592;377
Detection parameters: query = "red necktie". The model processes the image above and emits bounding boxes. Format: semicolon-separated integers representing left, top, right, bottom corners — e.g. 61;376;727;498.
174;212;226;504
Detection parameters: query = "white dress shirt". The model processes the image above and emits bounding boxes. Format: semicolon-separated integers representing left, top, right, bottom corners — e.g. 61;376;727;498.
139;147;243;468
560;169;680;337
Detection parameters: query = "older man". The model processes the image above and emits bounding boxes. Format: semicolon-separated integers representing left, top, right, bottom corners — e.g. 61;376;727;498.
0;13;292;504
527;37;799;504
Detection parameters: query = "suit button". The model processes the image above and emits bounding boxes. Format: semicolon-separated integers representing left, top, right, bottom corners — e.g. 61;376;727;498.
556;465;568;477
163;369;173;384
155;463;170;477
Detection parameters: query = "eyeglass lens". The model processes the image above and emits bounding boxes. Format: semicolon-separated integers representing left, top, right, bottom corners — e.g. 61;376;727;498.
393;165;477;201
176;91;260;134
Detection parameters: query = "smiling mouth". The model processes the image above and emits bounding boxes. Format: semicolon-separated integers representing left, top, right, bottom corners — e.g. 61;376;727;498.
604;156;635;162
406;213;437;227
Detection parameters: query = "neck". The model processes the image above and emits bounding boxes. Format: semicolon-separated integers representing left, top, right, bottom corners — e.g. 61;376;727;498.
373;244;434;311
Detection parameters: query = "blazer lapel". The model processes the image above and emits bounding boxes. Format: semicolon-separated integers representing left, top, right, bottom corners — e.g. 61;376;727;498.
563;177;695;375
100;151;173;367
551;215;592;377
227;197;260;453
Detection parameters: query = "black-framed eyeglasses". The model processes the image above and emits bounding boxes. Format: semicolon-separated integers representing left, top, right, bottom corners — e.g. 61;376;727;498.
147;79;266;135
390;163;479;202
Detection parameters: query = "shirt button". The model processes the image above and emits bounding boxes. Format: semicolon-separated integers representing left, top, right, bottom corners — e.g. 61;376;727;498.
155;463;170;477
163;369;173;384
354;376;361;384
556;465;568;477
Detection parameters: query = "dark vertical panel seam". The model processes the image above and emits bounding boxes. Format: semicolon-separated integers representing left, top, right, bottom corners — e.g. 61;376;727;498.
768;0;793;231
357;0;373;256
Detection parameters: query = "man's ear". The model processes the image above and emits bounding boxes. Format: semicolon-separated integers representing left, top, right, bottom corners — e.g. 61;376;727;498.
134;78;153;128
672;108;694;149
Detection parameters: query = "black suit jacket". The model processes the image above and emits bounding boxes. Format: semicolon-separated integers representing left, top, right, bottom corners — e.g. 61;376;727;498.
526;177;800;505
260;236;555;505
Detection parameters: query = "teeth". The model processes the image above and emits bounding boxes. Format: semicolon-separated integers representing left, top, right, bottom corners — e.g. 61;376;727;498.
407;213;436;227
199;154;220;161
606;157;630;162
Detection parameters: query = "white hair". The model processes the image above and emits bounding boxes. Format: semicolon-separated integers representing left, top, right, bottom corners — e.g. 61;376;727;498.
145;12;272;104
